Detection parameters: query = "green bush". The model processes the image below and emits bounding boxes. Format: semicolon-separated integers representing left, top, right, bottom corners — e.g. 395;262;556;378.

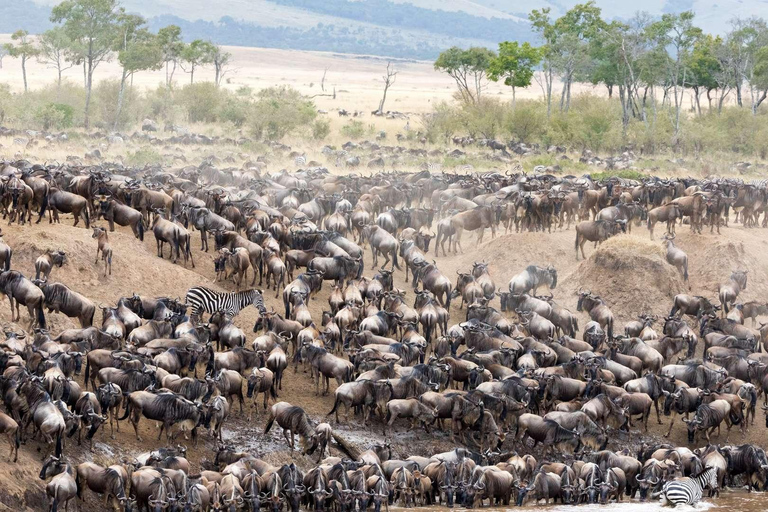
177;82;222;124
126;148;163;166
459;98;504;139
422;101;462;143
505;100;546;143
34;103;74;130
218;95;250;127
312;119;331;140
92;79;146;129
248;86;316;140
341;120;365;139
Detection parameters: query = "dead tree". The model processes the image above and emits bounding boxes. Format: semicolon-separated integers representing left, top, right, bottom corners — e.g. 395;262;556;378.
377;61;398;114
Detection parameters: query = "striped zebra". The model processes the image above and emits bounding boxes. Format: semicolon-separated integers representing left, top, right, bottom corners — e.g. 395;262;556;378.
185;286;266;321
657;466;717;506
294;155;307;167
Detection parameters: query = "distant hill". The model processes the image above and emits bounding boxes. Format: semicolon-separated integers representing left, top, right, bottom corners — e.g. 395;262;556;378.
4;0;762;60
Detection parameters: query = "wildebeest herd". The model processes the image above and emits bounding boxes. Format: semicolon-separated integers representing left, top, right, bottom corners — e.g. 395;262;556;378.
0;160;768;511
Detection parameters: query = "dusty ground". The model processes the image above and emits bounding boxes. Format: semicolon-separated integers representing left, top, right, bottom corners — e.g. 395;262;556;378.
0;204;767;509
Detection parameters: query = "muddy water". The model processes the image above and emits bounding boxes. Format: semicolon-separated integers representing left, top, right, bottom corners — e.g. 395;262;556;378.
393;490;766;512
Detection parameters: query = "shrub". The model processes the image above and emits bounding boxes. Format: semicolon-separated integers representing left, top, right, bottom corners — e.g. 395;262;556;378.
218;94;250;127
312;118;331;140
341;120;365;139
504;100;546;143
34;103;74;130
422;101;462;143
177;82;222;124
459;98;504;139
248;86;316;140
126;148;163;166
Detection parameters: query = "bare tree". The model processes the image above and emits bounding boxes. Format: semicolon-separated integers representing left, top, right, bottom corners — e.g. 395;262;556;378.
377;61;397;114
321;66;329;92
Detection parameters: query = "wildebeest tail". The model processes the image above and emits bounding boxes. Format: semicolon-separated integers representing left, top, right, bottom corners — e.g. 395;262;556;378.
37;305;46;330
118;400;132;421
55;430;63;457
264;413;275;434
571;318;579;336
392;249;401;270
328;395;341;416
729;409;742;425
84;359;91;389
270;383;278;399
138;217;145;241
84;204;90;227
38;191;48;222
14;427;20;453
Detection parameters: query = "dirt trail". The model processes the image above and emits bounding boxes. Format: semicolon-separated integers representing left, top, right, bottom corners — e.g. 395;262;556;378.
2;214;768;510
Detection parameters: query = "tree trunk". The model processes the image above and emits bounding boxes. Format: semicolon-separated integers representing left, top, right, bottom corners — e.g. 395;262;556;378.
512;86;516;107
752;89;767;114
736;78;743;107
214;64;220;87
706;89;713;112
84;58;93;129
21;56;28;93
114;68;129;131
607;84;613;99
378;83;389;114
190;65;195;84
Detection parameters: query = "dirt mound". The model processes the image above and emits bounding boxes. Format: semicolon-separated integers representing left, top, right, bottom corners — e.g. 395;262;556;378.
560;237;687;320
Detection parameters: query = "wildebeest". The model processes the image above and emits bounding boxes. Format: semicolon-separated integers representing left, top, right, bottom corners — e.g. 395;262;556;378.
34;250;65;281
575;219;623;259
509;265;557;296
719;270;748;316
37;281;96;328
92;227;113;276
119;390;204;442
264;402;317;452
0;270;47;328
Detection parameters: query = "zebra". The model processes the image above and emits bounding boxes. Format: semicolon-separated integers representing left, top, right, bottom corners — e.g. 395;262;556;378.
657;466;717;506
185;286;266;322
294;155;307;167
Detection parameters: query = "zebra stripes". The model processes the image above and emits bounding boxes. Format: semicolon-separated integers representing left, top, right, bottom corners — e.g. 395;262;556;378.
294;155;307;167
185;286;266;320
659;467;717;506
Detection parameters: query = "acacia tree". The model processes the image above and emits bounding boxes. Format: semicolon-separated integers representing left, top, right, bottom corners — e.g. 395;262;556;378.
434;46;495;104
211;44;232;87
157;24;184;88
38;27;76;90
686;35;721;114
528;8;556;117
648;11;701;141
51;0;122;128
181;39;215;84
487;41;541;104
113;13;161;129
552;2;606;112
3;30;40;92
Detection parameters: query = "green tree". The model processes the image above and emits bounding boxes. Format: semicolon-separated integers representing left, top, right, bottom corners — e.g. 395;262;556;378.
686;35;721;113
487;41;541;104
50;0;123;128
528;8;556;117
181;39;215;84
38;27;76;90
3;30;40;92
157;25;184;87
113;13;162;129
211;44;232;87
648;11;702;141
552;2;607;112
434;46;495;104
